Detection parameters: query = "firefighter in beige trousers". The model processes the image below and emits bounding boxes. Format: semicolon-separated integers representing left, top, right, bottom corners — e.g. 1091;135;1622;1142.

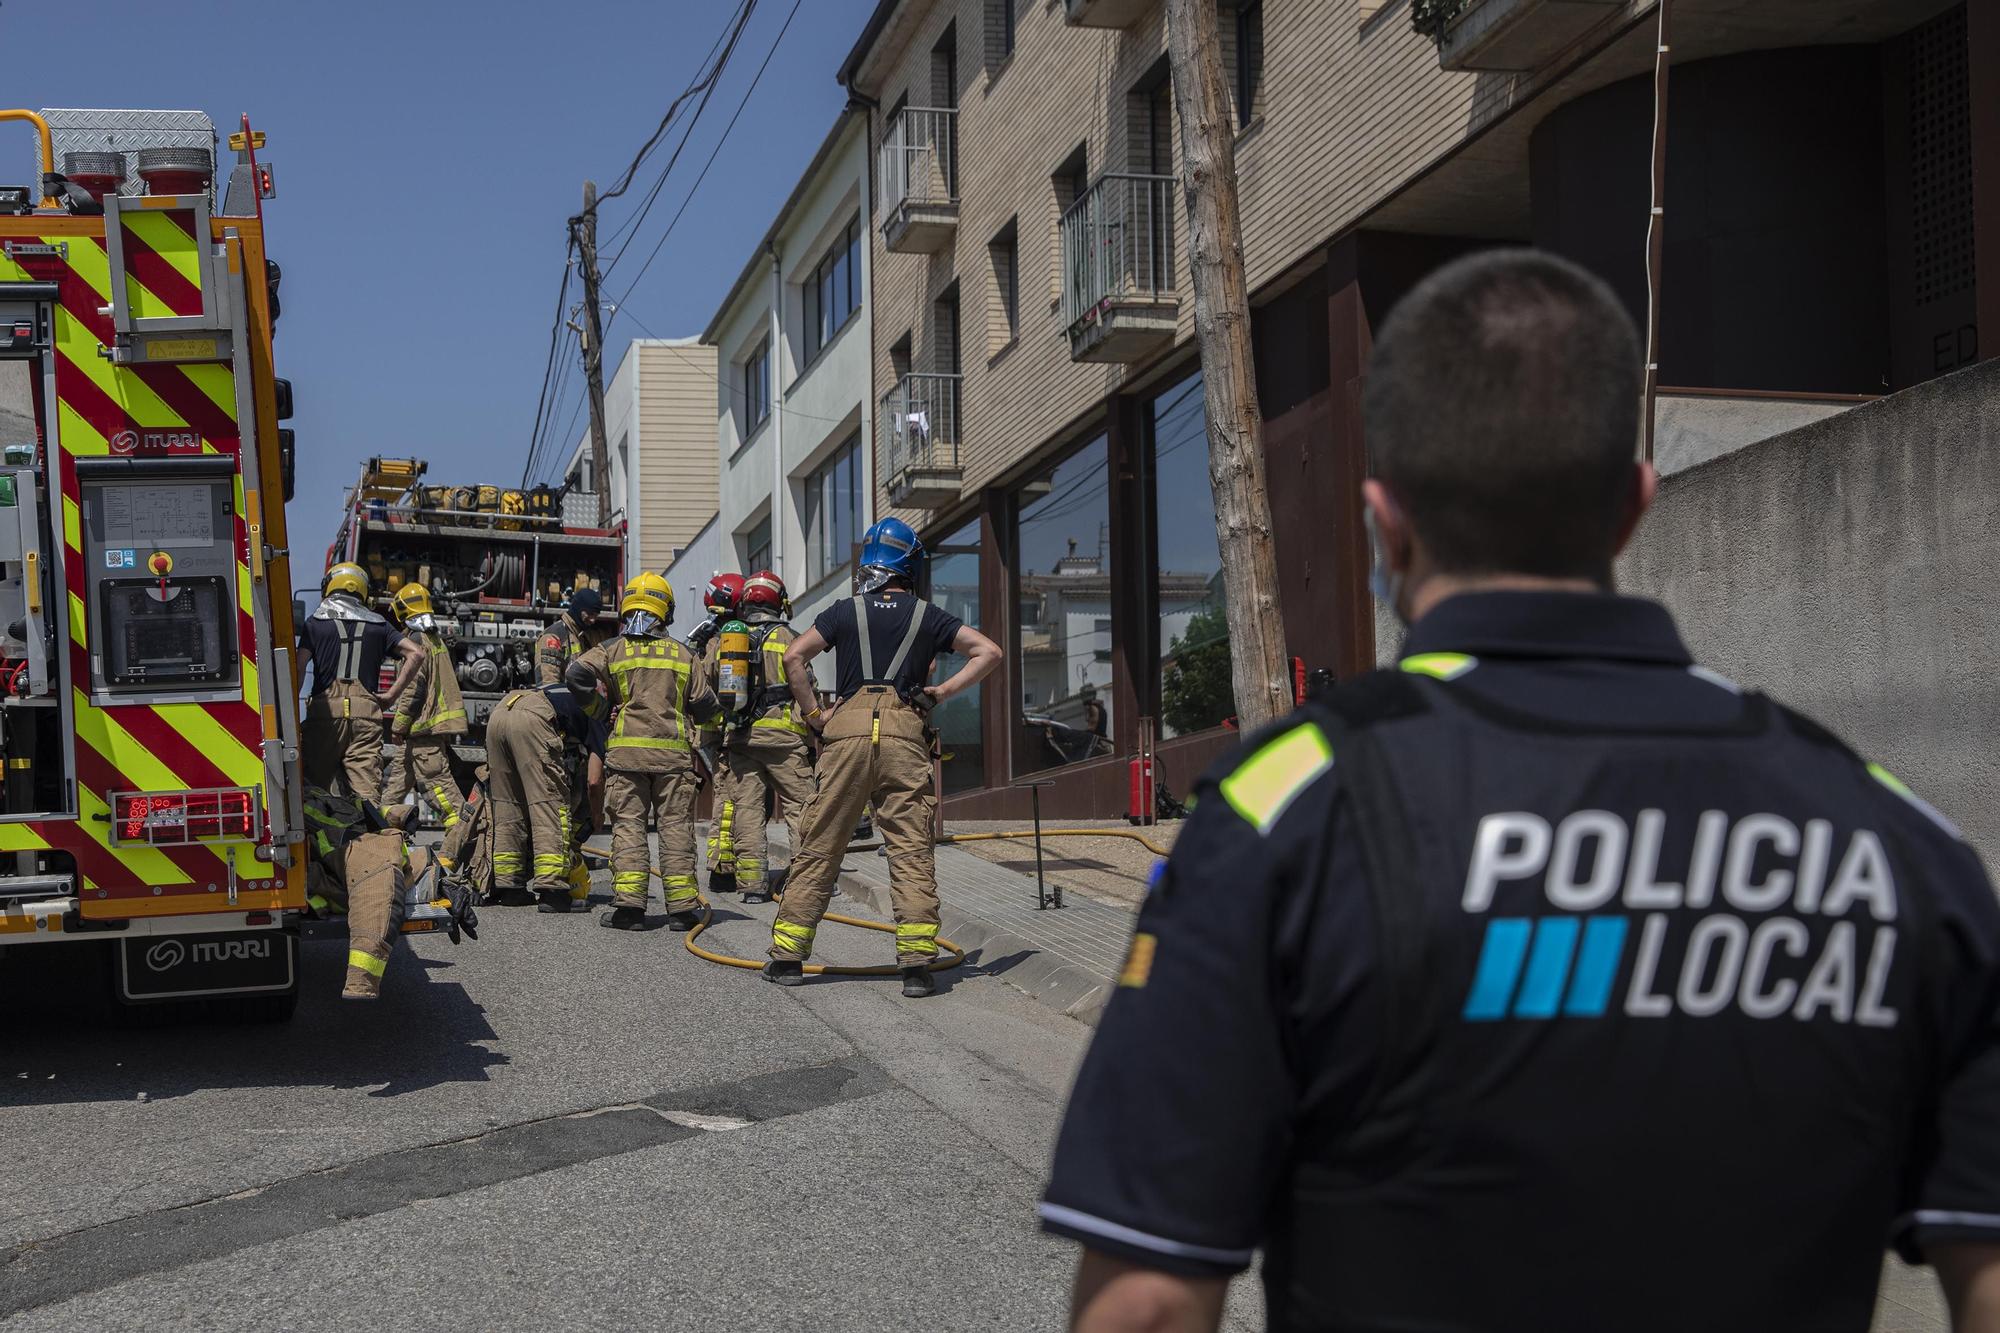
301;563;422;802
712;570;819;905
567;573;722;932
766;519;1001;997
384;584;477;878
486;682;604;908
302;787;413;1001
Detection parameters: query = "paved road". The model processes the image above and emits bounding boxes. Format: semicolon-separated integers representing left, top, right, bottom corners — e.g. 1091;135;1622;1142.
0;863;1948;1332
0;878;1262;1333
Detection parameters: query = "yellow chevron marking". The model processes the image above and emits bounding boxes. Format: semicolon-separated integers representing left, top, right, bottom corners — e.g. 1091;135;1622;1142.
77;782;193;886
123;211;203;289
0;823;51;851
183;361;236;418
68;590;86;648
61;339;187;431
0;251;26;283
58;234;113;304
63;495;79;555
58;400;109;459
72;690;233;877
154;702;262;787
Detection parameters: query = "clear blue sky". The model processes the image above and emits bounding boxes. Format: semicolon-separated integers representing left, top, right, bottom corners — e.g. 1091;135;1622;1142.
0;0;875;565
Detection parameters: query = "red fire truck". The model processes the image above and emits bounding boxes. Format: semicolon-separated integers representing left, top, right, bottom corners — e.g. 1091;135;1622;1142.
0;108;307;1016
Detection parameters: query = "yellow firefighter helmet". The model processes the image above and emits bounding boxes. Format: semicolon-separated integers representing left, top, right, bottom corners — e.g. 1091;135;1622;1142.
323;562;369;600
389;583;434;627
619;572;673;624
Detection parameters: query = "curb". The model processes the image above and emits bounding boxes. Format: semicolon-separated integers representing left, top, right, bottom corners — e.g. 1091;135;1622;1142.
830;861;1113;1025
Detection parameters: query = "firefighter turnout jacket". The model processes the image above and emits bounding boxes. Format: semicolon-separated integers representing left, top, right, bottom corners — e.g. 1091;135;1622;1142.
391;629;468;740
1041;591;2000;1333
570;634;722;771
538;610;611;686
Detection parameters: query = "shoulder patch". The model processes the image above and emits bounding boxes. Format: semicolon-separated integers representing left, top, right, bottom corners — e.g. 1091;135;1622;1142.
1868;762;1964;840
1219;722;1334;835
543;635;562;649
1399;652;1478;681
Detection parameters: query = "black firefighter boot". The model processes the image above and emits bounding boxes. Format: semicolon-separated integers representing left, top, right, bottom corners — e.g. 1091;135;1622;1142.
900;966;937;999
763;959;805;987
536;889;573;914
600;905;648;930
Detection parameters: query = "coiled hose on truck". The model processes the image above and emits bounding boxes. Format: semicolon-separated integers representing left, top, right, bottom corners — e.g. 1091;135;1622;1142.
582;827;1175;976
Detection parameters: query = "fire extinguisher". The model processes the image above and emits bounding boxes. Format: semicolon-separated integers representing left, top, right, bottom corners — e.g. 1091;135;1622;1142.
716;619;754;719
1128;755;1156;822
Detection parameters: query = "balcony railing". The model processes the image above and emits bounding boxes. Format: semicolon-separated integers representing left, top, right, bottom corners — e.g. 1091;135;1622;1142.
879;108;958;253
879;372;963;508
1060;172;1179;362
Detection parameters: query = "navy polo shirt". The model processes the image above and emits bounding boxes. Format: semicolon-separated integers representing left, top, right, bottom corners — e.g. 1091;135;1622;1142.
1041;591;2000;1332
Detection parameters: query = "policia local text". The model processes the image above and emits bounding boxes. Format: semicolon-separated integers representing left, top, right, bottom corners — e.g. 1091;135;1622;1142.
1464;808;1900;1027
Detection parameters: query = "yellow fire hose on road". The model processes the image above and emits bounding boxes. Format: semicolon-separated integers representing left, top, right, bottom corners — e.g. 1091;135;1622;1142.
581;826;1175;976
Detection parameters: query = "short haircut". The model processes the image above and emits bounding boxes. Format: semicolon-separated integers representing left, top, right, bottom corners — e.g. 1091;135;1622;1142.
1363;248;1642;582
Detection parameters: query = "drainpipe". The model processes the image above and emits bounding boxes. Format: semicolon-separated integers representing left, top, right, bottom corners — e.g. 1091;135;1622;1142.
847;94;880;529
1641;0;1673;464
769;241;785;580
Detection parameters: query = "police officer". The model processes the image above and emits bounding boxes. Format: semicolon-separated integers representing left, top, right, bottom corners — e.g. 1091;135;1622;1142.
301;563;423;802
485;677;607;910
567;573;722;932
382;583;476;882
766;519;1001;996
691;573;748;891
1041;250;2000;1333
711;569;818;905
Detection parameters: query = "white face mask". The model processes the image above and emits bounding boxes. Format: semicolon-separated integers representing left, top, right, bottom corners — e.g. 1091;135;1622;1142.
622;610;665;638
1364;506;1408;626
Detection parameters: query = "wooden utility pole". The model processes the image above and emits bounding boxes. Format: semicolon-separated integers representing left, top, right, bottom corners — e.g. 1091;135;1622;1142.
1164;0;1292;733
575;180;613;528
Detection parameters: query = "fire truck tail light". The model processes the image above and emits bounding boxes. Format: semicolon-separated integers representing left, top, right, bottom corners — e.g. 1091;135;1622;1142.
110;788;263;846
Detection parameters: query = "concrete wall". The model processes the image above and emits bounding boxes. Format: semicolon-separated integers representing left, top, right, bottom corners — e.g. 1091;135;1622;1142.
1620;358;2000;865
0;362;31;444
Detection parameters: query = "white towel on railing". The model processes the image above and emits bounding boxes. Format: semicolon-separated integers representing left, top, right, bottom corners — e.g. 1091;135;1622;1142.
904;410;930;444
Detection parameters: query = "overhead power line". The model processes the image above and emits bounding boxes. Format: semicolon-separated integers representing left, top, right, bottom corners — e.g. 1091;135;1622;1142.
610;0;806;314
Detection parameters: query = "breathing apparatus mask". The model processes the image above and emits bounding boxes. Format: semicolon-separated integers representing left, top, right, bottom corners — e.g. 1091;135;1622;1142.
621;609;665;638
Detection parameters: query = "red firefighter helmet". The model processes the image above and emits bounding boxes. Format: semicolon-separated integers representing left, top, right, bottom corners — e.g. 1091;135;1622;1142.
742;570;788;614
705;572;746;616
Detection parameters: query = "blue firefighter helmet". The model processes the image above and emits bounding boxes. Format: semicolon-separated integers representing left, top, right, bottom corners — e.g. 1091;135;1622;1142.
858;518;924;584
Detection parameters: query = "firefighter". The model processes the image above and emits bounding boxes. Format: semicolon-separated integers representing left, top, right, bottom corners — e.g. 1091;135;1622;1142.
539;587;611;894
537;586;611;684
712;569;818;905
567;572;722;932
486;678;607;910
301;788;427;1001
301;563;423;802
766;520;1002;996
384;583;477;881
691;573;747;892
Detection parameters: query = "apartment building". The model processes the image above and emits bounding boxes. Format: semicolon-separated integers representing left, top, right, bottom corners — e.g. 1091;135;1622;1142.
563;336;719;580
838;0;1995;817
701;111;875;681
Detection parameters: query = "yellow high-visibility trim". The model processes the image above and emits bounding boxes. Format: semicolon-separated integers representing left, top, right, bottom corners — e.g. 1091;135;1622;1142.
608;736;691;751
62;496;79;555
1219;723;1335;836
413;708;467;733
771;920;816;955
1399;652;1478;681
346;949;387;978
896;922;940;939
1867;763;1911;798
752;716;810;737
